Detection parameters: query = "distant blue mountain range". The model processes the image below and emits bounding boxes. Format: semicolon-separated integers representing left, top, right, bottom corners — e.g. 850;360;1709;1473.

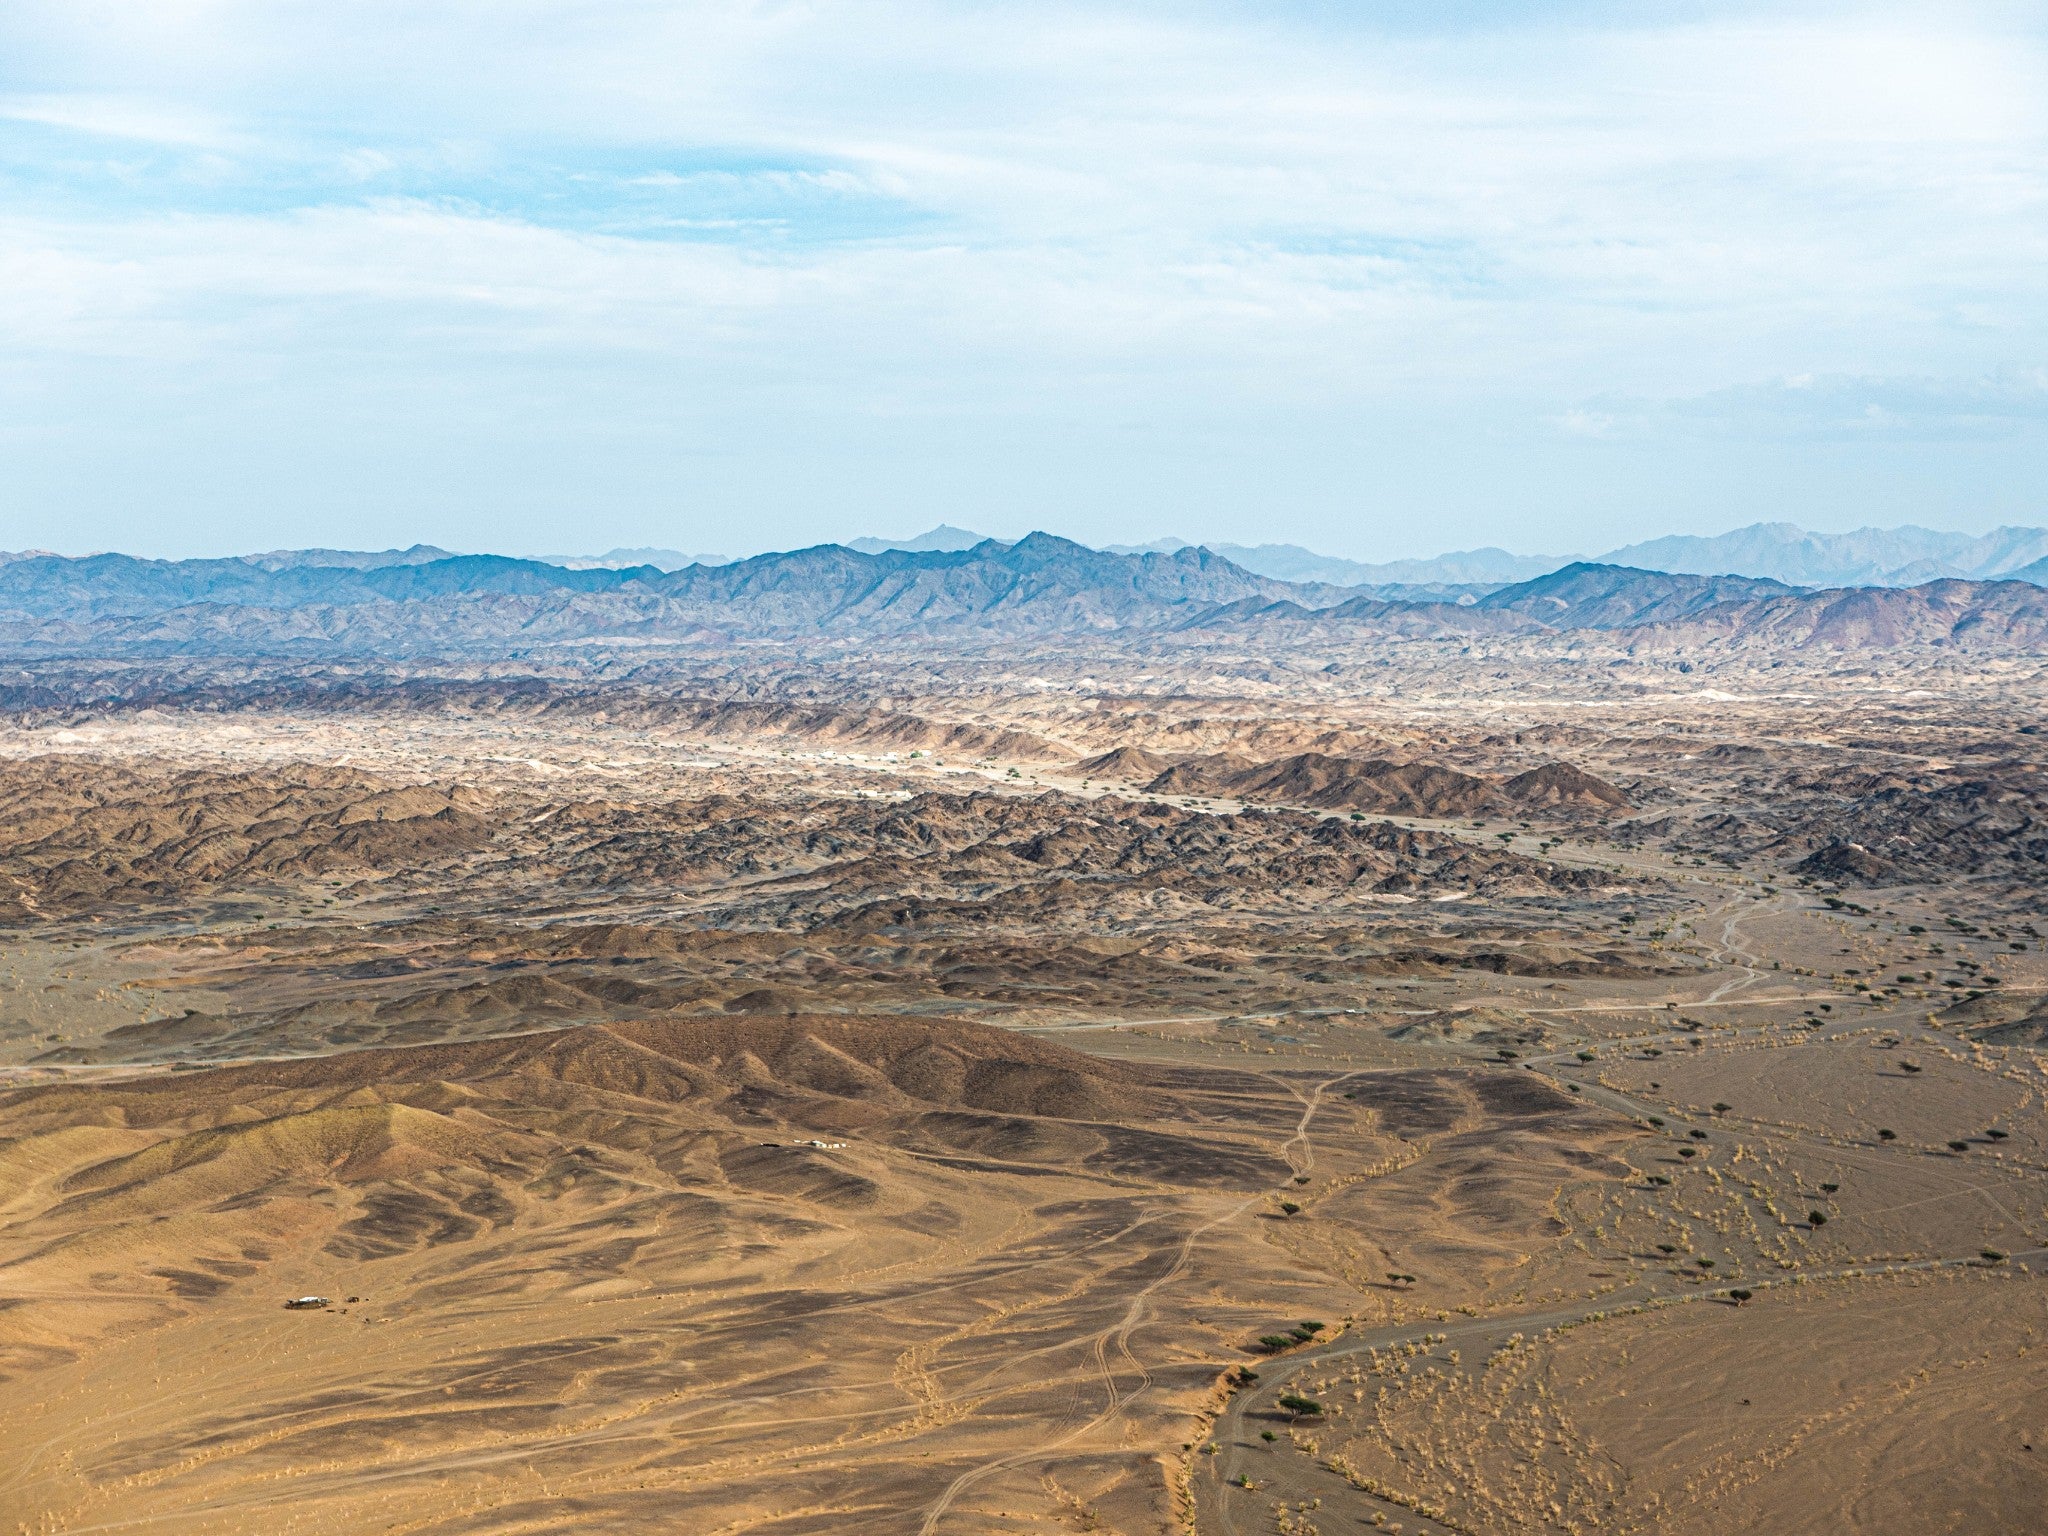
1102;521;2048;589
1598;522;2048;587
826;520;2048;590
12;520;2045;598
1;522;2040;657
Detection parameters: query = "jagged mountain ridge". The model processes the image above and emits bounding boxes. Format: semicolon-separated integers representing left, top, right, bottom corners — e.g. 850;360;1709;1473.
1097;521;2048;589
1601;522;2048;586
20;518;2048;599
1474;563;1799;626
2;538;2045;656
1196;522;2048;588
541;547;735;571
0;536;1292;621
0;534;1341;652
847;525;993;555
1193;562;2048;649
1102;538;1563;589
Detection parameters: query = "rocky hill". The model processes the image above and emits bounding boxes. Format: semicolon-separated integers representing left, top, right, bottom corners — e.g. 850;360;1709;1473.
1470;563;1798;627
1195;565;2048;651
1078;748;1630;819
1622;577;2048;651
0;760;493;921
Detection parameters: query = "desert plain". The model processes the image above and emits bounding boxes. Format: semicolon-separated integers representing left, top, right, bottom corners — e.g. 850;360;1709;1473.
0;632;2044;1536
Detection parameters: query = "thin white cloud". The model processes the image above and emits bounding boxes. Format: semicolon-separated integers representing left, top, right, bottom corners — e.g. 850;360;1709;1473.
0;92;236;147
1563;369;2048;442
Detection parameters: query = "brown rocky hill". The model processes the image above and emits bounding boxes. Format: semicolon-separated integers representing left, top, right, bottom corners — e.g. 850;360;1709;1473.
0;760;1607;930
1781;761;2046;884
1971;994;2048;1046
3;1016;1631;1534
0;1015;1265;1343
1200;754;1505;816
528;788;1608;923
1077;744;1175;780
1080;749;1629;819
0;1012;1293;1487
1503;762;1633;811
0;758;491;920
19;1014;1168;1128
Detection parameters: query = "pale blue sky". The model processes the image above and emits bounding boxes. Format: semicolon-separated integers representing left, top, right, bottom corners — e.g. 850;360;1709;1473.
2;1;2045;560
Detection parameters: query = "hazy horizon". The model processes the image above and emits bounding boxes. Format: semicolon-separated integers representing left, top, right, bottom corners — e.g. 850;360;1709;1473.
4;1;2046;560
8;514;2048;567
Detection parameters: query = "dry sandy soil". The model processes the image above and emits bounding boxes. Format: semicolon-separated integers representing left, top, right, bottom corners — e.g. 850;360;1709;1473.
0;644;2042;1534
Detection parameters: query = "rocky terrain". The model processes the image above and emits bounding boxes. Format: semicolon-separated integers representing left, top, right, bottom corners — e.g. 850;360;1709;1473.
0;583;2042;1535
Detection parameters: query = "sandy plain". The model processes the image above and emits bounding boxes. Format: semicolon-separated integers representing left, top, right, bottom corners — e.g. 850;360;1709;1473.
0;643;2043;1534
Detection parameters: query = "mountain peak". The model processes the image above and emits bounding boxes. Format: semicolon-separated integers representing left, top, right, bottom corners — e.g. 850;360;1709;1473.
847;524;998;555
1003;530;1094;557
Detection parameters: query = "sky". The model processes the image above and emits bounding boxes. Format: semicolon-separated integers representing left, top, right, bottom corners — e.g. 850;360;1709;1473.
2;0;2046;561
